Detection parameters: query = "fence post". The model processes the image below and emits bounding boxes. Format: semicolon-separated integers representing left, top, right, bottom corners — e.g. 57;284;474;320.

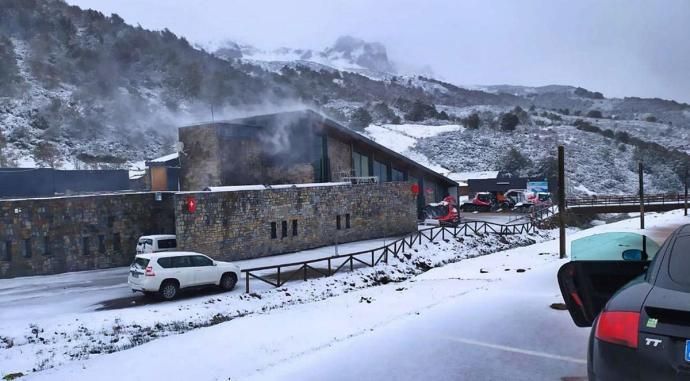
303;264;307;281
277;267;281;287
558;145;566;259
245;272;250;293
639;161;645;229
328;258;332;276
371;250;375;266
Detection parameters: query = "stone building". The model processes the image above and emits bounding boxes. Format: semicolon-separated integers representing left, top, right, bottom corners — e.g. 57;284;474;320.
178;109;458;212
175;182;416;261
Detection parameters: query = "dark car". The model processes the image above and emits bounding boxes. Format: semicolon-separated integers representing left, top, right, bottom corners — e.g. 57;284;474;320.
558;225;690;380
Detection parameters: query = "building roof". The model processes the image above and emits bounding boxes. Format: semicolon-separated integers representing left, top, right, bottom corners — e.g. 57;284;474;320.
183;109;458;187
149;153;179;163
146;153;180;167
446;171;499;182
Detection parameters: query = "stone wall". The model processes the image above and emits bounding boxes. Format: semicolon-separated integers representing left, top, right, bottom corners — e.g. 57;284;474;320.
175;182;416;261
0;193;176;278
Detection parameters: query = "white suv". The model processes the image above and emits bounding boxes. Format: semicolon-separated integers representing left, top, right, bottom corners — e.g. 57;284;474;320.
128;251;241;300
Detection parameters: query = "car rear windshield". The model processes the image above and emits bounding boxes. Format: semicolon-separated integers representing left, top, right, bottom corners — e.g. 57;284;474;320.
667;235;690;289
132;257;150;269
570;232;660;261
138;239;153;246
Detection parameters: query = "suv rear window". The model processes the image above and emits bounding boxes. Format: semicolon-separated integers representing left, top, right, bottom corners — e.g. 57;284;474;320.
667;235;690;288
132;257;150;269
157;257;173;268
171;256;192;268
158;239;177;249
191;255;213;267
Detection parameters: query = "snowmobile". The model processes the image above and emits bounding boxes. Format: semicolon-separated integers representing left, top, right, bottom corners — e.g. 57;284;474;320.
459;192;493;212
422;195;460;226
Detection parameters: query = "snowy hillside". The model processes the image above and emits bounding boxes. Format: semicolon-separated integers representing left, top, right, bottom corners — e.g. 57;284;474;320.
0;0;689;196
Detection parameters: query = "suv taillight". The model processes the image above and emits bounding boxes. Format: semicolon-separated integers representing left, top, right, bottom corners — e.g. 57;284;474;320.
145;265;156;277
595;311;639;348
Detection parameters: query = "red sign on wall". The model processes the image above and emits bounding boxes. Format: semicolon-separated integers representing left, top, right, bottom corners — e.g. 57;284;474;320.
410;183;420;195
186;196;197;213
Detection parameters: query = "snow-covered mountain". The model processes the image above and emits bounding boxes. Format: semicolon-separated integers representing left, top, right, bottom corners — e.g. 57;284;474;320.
212;35;396;77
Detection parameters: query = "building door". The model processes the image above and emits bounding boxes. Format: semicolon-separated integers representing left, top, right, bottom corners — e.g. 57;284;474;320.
150;167;168;191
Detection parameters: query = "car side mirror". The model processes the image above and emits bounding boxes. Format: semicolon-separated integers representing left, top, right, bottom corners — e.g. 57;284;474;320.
622;249;647;261
213;261;218;266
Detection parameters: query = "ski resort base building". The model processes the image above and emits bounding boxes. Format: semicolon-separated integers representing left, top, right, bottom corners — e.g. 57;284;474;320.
0;110;457;278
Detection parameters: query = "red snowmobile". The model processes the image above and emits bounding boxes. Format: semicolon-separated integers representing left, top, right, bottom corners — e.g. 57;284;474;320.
459;192;493;212
422;195;460;226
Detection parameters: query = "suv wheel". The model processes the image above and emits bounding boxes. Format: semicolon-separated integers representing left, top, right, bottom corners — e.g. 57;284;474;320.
159;280;179;300
220;273;238;291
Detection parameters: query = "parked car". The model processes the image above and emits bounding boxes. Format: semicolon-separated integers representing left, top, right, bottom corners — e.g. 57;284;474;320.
136;234;177;254
128;251;241;300
558;225;690;380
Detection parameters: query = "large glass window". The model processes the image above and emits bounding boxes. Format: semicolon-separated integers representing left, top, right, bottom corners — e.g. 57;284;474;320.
392;168;405;182
373;160;388;182
353;151;370;177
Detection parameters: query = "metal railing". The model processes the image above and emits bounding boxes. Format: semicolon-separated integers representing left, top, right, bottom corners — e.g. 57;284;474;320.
565;193;687;208
242;220;536;293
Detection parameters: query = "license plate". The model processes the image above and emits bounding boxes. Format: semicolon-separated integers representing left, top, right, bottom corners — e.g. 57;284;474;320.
685;340;690;362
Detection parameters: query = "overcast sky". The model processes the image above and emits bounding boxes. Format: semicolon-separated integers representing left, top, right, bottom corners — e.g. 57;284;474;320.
67;0;690;103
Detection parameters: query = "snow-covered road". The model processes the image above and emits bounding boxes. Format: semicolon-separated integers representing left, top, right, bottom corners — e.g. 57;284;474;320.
14;211;688;381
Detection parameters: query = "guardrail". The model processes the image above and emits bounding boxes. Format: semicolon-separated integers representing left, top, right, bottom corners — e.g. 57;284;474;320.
242;220;537;293
565;193;686;208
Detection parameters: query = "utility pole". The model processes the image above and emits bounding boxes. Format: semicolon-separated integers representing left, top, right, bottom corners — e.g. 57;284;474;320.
639;161;645;229
558;145;566;259
683;165;688;216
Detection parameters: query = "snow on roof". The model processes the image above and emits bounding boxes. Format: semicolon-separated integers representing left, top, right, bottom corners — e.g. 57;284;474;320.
446;171;499;182
129;160;147;179
129;170;146;180
196;182;352;193
149;153;179;163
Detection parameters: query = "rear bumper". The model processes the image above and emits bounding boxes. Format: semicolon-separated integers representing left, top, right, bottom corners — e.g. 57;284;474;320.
128;277;159;292
592;337;690;380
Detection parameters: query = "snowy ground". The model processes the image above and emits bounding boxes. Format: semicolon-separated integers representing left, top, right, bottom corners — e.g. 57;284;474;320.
0;211;690;380
9;210;687;380
364;123;461;175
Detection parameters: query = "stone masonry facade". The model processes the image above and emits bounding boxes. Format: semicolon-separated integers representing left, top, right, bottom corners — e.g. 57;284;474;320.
0;193;175;278
175;182;417;261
